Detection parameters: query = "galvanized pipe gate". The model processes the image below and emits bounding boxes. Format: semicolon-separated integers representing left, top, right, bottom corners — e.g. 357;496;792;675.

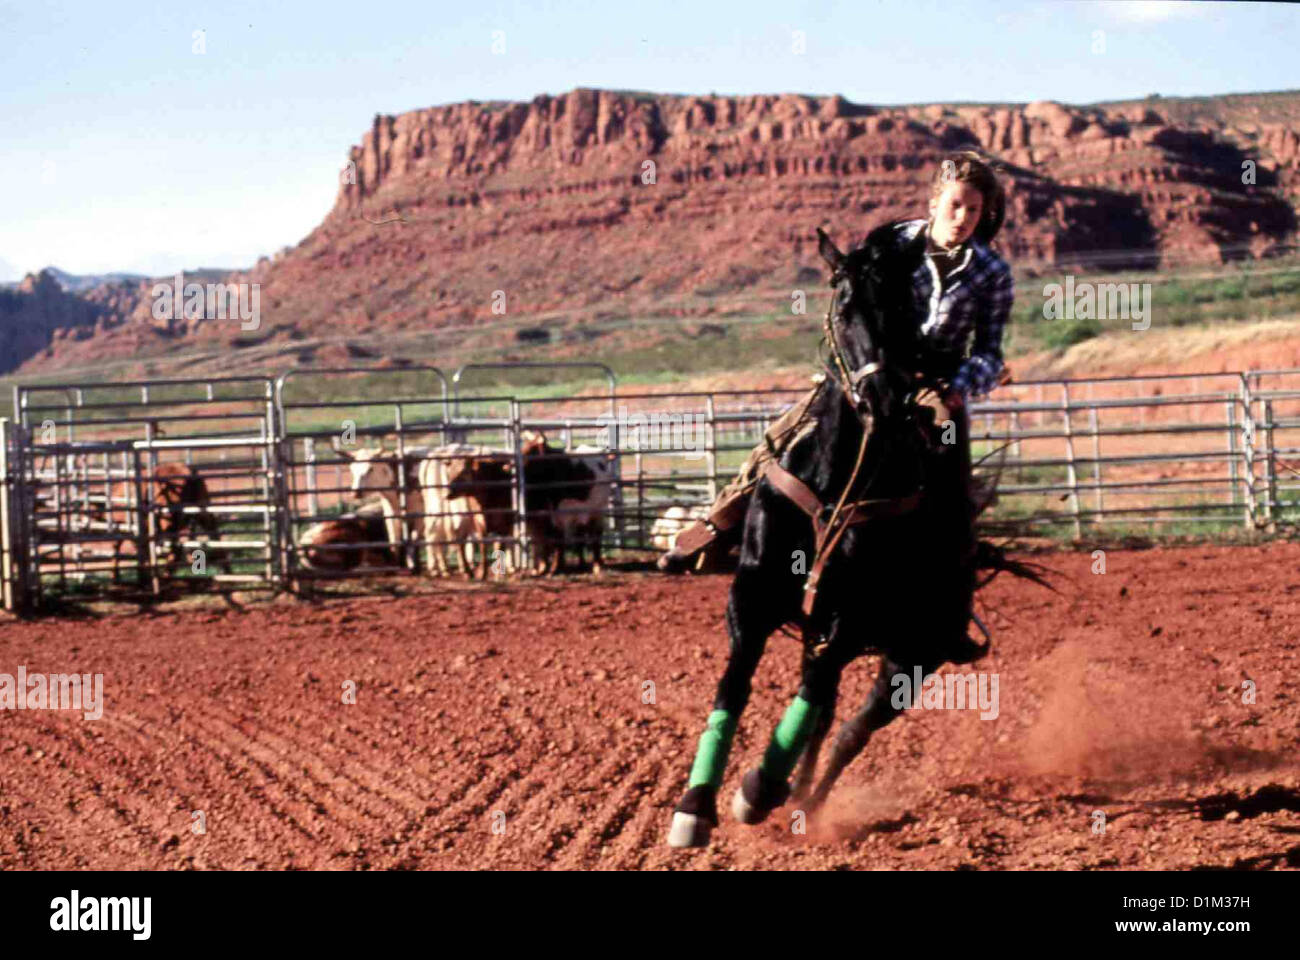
4;376;281;611
3;365;1298;614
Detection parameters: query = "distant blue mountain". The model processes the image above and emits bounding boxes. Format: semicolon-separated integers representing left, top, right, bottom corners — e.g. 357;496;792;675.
0;267;151;293
41;266;150;293
0;266;245;293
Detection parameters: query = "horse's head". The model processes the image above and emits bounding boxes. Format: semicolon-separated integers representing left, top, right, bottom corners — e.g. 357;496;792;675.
816;227;917;422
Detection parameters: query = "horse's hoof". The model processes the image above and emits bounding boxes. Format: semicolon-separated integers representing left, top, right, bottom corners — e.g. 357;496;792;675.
668;785;717;848
732;768;790;825
668;811;713;848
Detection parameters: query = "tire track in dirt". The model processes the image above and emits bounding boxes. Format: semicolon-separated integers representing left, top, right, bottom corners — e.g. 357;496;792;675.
0;713;177;866
202;701;434;824
576;754;666;869
188;697;447;866
176;708;357;863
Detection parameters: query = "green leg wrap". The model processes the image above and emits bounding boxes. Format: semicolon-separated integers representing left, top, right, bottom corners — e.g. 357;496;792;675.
687;709;738;789
759;695;822;783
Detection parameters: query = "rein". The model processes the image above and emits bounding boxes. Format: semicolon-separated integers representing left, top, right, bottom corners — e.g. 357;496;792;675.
763;277;923;619
820;274;880;411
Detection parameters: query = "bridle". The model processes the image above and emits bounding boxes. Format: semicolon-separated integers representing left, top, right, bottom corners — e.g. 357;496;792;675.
759;256;925;618
820;265;881;416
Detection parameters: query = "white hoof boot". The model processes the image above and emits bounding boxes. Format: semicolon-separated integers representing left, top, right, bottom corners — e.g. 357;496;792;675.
667;811;713;848
731;786;761;825
732;768;789;825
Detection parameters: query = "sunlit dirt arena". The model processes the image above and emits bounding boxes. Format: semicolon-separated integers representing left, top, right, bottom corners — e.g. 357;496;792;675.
1;541;1298;871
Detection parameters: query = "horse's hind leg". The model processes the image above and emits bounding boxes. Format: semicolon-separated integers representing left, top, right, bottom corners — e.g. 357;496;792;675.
806;655;942;812
668;570;786;848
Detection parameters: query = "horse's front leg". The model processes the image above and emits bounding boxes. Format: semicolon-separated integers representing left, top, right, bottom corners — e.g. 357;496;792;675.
589;524;603;576
668;564;793;848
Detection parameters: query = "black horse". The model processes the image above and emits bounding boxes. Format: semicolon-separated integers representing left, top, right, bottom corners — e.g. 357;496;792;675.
667;224;996;848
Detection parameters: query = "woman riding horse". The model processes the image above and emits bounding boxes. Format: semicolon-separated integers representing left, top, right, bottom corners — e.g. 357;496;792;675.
658;150;1013;575
665;150;1016;848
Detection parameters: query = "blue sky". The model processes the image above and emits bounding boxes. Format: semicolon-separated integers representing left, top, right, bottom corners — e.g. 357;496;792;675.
0;0;1295;283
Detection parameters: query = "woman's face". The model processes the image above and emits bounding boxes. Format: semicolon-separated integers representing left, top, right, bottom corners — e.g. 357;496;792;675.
928;180;984;249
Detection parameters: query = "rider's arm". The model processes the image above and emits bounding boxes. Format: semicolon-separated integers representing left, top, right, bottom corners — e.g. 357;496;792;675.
949;264;1014;403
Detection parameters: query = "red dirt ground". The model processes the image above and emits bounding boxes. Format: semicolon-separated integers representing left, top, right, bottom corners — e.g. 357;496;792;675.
1;541;1298;871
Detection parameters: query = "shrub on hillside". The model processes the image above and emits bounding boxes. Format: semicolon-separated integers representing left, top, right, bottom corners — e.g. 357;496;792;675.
1040;316;1103;351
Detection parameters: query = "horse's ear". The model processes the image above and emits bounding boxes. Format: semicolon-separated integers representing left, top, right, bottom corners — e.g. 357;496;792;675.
816;227;845;274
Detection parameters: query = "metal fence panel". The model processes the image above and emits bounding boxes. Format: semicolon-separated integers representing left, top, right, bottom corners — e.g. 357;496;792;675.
12;377;280;607
0;417;19;612
4;364;1300;610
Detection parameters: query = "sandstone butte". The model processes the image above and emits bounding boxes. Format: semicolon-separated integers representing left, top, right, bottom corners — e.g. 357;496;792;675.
4;87;1299;375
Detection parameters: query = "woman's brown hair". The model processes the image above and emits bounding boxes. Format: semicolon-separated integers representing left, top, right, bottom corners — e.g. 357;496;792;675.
931;150;1007;245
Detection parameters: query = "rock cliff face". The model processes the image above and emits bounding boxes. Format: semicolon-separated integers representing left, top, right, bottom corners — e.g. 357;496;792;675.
328;89;1293;269
0;270;136;373
7;88;1298;375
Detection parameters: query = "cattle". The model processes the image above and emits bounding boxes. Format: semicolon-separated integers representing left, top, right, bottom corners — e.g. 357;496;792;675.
298;500;397;572
87;461;221;576
415;443;485;577
650;504;710;551
519;431;613;575
440;449;517;579
152;462;219;548
332;441;429;570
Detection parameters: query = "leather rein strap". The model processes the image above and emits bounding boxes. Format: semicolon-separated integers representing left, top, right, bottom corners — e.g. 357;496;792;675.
764;275;923;619
761;457;922;618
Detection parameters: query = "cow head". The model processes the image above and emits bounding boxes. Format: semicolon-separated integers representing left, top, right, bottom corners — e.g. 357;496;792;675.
442;453;476;499
519;430;549;457
333;439;399;497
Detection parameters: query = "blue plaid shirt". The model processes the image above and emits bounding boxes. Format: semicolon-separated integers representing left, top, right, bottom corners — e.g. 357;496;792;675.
886;219;1014;401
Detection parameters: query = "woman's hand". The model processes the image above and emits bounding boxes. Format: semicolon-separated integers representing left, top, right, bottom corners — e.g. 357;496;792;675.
914;385;949;423
915;384;963;424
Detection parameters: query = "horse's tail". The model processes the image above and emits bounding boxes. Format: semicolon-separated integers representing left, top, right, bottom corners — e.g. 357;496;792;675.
972;539;1057;593
968;438;1056;592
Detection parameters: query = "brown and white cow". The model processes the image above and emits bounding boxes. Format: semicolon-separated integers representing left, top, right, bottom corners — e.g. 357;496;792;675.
519;431;613;575
332;441;429;570
298;500;397;572
414;444;481;577
91;460;220;576
438;448;517;579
